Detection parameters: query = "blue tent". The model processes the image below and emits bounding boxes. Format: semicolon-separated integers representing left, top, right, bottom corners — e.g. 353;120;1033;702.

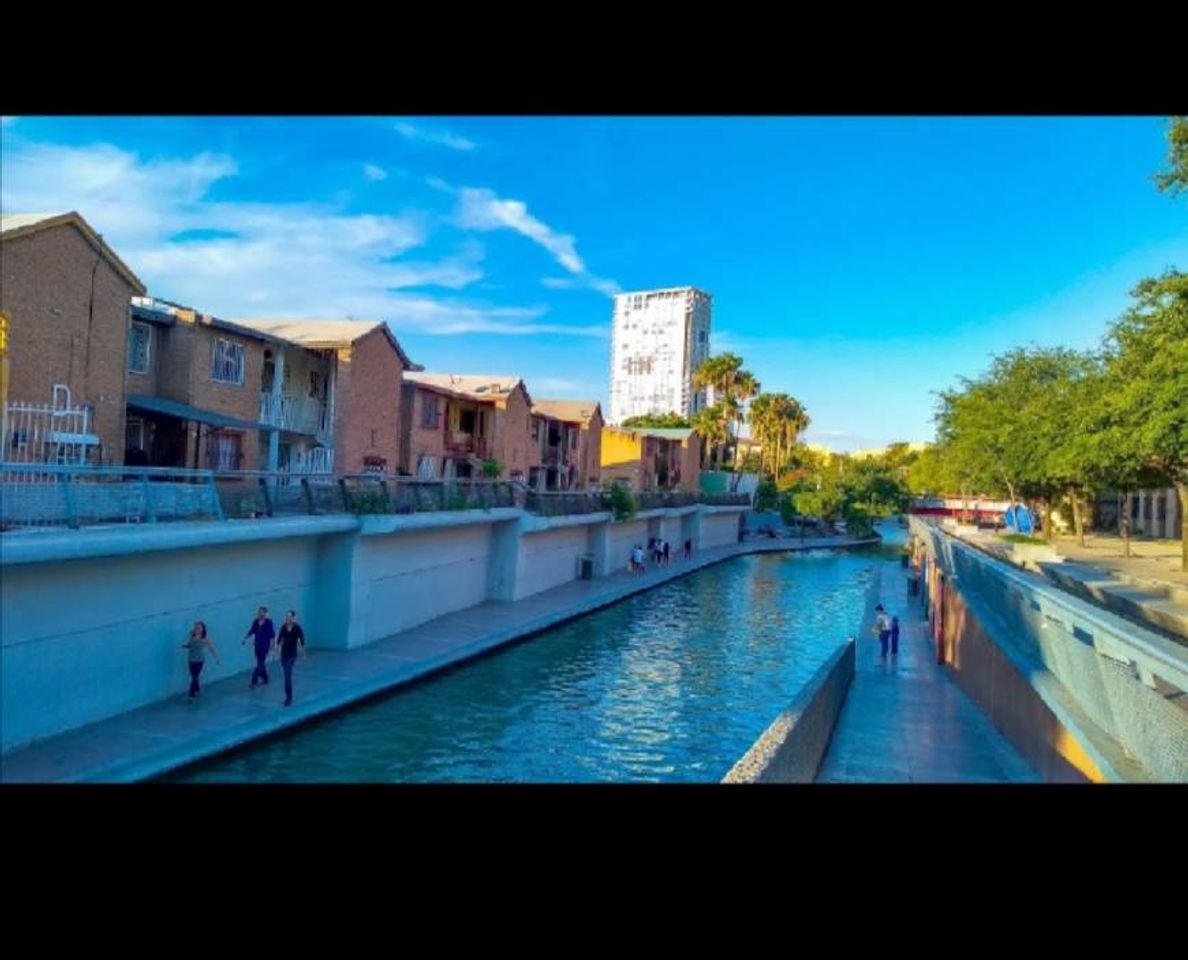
1003;503;1034;534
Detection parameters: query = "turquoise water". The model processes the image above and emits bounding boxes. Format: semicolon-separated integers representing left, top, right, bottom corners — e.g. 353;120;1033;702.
170;539;901;783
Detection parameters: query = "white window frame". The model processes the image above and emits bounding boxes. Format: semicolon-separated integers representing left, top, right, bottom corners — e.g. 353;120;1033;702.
128;322;152;374
211;338;245;385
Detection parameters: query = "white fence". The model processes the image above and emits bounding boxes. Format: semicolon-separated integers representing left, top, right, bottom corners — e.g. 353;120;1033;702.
4;386;101;473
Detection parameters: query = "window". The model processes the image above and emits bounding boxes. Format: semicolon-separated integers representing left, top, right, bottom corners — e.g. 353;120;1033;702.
309;370;323;399
421;395;439;429
212;338;245;385
569;428;579;450
531;418;541;441
207;430;242;471
128;322;151;374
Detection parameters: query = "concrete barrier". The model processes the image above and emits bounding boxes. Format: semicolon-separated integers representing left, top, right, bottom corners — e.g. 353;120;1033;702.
910;517;1188;782
722;638;856;783
1;503;753;752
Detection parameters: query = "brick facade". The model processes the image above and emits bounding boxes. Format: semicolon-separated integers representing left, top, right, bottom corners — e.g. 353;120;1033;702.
334;326;405;475
1;218;144;465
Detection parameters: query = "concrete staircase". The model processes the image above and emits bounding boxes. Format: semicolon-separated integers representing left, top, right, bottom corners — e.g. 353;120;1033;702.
1037;561;1188;643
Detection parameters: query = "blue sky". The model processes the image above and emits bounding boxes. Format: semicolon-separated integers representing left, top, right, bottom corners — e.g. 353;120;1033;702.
2;116;1183;449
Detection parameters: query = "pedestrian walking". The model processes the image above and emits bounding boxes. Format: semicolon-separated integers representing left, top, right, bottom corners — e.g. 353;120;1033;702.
276;610;306;707
182;620;219;699
243;606;276;687
662;540;671;566
890;615;900;656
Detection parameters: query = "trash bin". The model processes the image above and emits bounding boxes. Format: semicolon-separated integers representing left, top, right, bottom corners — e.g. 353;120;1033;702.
579;554;594;580
907;574;920;597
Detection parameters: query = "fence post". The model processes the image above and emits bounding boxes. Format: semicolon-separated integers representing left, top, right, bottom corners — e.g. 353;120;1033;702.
207;473;224;521
257;476;274;517
141;473;157;523
59;470;79;529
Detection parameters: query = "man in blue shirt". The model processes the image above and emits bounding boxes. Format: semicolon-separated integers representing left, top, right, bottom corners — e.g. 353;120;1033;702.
243;606;276;687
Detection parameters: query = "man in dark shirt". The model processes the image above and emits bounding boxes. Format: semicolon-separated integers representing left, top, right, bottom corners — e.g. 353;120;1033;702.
243;606;276;687
277;610;306;707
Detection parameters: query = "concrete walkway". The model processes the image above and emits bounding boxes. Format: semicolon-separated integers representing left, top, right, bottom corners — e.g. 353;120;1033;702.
1;535;875;783
816;561;1039;783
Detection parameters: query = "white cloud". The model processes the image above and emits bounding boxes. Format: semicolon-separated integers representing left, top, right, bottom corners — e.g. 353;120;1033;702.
0;139;601;339
446;185;621;297
457;187;585;272
363;164;388;181
394;121;475;152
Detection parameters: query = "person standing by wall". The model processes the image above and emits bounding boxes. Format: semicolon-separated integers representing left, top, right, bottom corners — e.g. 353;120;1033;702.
243;606;276;688
276;610;306;707
872;604;892;659
182;621;219;699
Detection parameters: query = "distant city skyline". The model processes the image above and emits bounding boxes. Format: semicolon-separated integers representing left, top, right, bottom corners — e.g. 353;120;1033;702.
2;115;1183;450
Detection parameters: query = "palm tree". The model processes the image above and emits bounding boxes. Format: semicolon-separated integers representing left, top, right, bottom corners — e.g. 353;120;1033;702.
733;371;760;469
747;393;776;476
693;354;761;471
692;404;730;471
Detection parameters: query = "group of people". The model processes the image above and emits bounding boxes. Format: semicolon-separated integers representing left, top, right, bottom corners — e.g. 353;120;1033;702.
873;604;900;658
629;537;694;573
182;605;307;706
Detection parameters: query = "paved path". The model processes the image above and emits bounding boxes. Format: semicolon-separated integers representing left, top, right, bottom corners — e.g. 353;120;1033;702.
1;535;874;783
816;561;1039;783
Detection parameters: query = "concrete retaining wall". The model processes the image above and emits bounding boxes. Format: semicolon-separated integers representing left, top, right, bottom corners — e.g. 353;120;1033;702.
1;530;324;750
516;524;593;600
2;504;751;752
700;511;742;549
911;518;1187;782
723;639;856;783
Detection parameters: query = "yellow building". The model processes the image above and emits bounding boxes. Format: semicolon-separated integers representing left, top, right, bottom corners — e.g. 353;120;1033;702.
601;426;701;492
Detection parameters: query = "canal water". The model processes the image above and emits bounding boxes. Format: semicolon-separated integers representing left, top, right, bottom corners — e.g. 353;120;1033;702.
170;531;904;782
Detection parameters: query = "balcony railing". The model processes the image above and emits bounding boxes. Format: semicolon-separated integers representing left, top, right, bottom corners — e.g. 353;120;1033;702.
0;465;752;531
282;447;334;476
258;392;330;437
445;433;488;459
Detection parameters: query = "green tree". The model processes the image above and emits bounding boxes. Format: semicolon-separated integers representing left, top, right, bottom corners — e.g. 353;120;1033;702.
934;346;1097;538
1155;116;1188;197
1101;271;1188;569
621;412;692;429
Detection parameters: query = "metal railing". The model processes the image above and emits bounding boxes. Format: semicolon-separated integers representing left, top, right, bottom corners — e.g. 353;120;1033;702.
258;392;329;436
0;464;755;532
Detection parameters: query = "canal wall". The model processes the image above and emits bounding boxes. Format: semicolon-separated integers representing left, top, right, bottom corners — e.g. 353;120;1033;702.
723;639;856;783
1;504;750;752
910;518;1188;783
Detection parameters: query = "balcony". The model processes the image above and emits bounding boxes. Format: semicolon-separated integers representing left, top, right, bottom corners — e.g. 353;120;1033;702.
445;431;488;459
259;392;329;439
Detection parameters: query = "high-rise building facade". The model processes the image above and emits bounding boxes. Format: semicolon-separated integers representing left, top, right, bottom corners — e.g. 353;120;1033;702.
608;286;711;424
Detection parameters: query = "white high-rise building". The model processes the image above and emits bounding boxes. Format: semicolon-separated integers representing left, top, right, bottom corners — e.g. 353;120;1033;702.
608;287;712;425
